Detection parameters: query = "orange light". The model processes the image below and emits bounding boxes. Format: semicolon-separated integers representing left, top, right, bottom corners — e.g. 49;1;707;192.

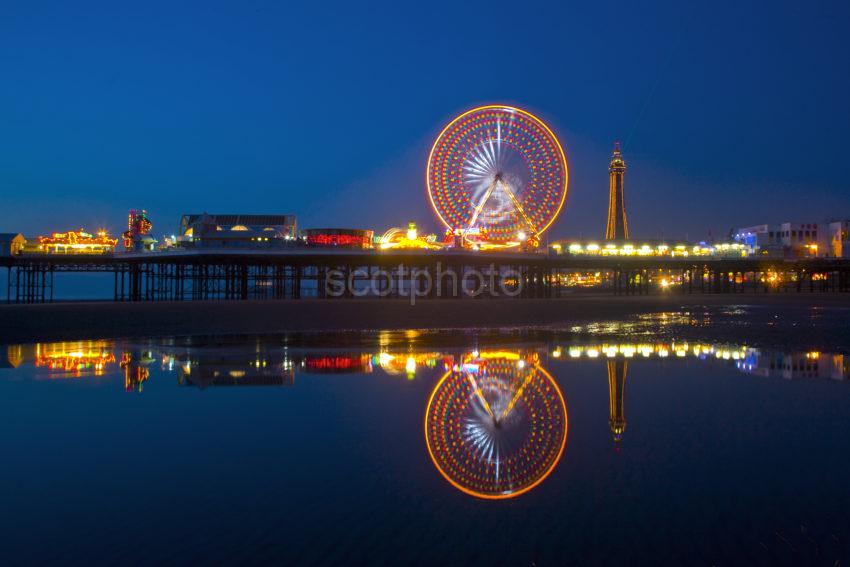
424;363;568;500
425;104;569;240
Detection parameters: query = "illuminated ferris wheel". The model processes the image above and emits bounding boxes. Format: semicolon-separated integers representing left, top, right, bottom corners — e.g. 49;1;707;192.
425;351;568;499
427;105;568;248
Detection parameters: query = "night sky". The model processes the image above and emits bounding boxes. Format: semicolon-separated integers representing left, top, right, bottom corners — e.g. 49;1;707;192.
2;0;849;242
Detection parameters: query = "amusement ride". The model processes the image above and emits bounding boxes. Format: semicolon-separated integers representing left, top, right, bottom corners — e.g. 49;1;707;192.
427;105;568;250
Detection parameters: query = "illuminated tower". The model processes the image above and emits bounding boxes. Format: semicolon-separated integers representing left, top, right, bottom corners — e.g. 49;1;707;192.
605;141;628;240
607;359;628;443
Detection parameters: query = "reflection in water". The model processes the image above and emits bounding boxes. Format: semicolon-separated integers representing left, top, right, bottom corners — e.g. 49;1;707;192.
2;336;850;500
4;329;850;563
7;340;847;385
32;341;115;377
607;359;627;443
303;354;372;374
424;351;567;499
177;351;295;388
120;351;152;392
377;352;443;379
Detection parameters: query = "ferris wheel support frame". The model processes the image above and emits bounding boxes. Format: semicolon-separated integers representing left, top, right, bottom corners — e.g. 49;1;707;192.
465;175;541;244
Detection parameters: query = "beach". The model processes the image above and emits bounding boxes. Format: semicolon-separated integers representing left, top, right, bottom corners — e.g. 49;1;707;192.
2;293;849;344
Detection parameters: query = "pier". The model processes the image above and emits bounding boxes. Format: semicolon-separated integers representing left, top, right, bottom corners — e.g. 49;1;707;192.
3;249;850;303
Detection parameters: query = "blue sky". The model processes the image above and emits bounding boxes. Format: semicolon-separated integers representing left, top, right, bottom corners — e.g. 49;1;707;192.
1;0;848;241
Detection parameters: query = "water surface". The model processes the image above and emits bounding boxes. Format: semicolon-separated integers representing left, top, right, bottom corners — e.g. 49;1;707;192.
2;325;849;564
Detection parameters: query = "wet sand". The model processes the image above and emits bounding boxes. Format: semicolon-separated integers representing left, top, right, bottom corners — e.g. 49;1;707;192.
2;293;850;343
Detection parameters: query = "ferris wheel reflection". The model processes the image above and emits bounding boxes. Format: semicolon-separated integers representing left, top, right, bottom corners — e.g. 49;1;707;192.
425;350;567;500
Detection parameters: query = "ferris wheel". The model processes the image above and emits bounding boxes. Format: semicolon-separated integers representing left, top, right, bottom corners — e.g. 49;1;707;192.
425;351;568;499
426;105;568;247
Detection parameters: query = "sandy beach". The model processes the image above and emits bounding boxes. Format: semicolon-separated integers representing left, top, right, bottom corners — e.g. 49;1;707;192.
1;293;849;343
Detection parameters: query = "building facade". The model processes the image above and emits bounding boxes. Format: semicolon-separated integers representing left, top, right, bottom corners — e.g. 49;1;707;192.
826;220;850;258
177;214;298;248
0;233;26;256
301;228;374;249
734;222;821;258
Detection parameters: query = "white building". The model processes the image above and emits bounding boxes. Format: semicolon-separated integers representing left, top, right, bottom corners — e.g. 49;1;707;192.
734;222;820;258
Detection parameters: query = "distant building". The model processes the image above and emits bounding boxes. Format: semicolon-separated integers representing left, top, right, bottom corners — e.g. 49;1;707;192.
177;213;297;248
825;220;850;258
776;222;819;255
0;233;25;256
733;225;771;249
22;229;117;255
301;228;374;249
734;221;820;258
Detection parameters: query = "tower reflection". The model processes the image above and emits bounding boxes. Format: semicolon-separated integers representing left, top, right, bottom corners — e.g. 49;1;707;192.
425;351;567;500
607;359;628;444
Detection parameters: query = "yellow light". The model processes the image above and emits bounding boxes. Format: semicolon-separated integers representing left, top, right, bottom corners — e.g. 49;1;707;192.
551;348;561;358
568;243;582;252
477;351;520;361
586;243;600;252
568;348;581;358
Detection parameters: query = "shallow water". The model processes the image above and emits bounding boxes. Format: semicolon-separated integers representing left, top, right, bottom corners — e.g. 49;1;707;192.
2;325;850;565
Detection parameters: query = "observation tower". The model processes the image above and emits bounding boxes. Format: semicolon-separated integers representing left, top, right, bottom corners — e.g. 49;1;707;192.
605;141;628;240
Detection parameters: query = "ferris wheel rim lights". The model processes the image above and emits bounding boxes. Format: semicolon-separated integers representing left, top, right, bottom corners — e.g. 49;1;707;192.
426;104;569;245
424;361;568;500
